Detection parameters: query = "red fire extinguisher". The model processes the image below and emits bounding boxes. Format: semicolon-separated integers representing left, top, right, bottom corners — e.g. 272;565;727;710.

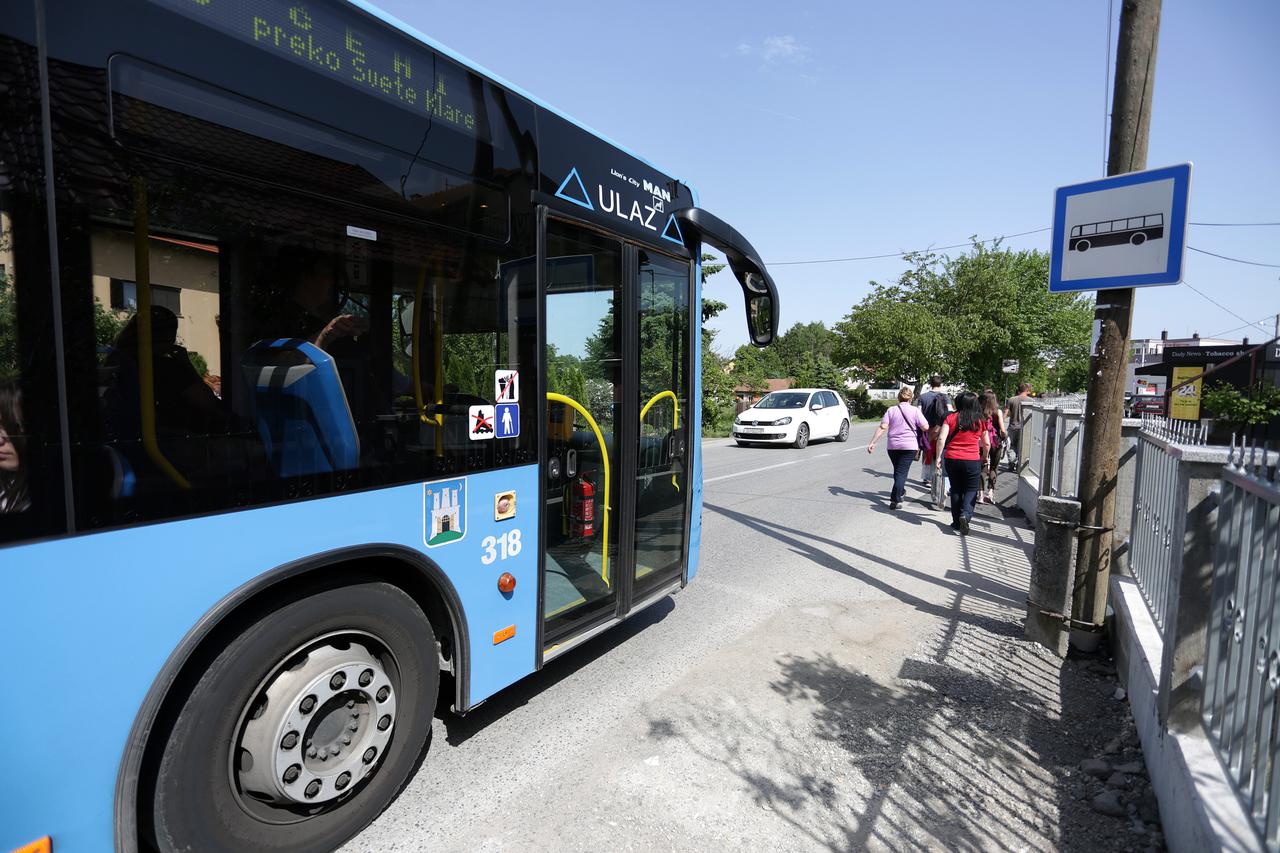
566;473;596;539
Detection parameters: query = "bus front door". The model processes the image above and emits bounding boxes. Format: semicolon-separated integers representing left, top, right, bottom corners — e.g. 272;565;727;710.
542;220;625;645
632;249;691;601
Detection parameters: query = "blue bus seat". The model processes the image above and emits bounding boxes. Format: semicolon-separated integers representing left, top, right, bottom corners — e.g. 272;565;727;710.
242;339;360;477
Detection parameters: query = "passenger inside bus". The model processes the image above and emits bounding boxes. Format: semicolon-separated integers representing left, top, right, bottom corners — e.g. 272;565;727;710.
102;306;235;440
0;383;30;514
253;248;361;352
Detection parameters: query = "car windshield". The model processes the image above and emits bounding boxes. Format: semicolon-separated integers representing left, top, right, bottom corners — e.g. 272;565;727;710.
756;392;809;409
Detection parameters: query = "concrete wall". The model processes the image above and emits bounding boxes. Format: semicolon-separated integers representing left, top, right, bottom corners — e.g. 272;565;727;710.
1112;575;1262;853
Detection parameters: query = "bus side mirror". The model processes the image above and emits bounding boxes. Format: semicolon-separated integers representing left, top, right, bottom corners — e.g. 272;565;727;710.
746;293;774;347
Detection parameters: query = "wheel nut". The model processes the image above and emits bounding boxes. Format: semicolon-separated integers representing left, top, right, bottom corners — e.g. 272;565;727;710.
283;764;301;784
300;695;317;714
307;745;318;758
359;669;374;687
342;734;352;745
332;745;342;756
281;731;299;750
346;699;356;709
362;747;377;764
349;720;359;732
330;672;347;690
305;780;322;799
377;714;392;731
319;747;328;761
336;771;352;790
376;686;390;703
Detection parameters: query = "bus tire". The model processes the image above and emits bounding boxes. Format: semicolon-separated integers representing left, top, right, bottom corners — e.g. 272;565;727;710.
1076;239;1090;252
148;581;438;853
1130;232;1146;246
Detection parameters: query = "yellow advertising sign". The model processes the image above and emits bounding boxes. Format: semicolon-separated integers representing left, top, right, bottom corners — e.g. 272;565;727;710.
1170;365;1204;421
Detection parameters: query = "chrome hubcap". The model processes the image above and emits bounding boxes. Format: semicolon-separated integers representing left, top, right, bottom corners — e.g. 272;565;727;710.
237;640;396;806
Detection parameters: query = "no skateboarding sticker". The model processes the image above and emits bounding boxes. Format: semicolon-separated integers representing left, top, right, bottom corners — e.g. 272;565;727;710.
468;405;495;440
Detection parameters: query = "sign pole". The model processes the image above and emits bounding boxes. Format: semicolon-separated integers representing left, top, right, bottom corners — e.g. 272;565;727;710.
1070;0;1163;644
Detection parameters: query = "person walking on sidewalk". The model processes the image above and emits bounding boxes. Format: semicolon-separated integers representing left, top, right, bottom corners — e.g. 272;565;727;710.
979;389;1007;504
1004;382;1032;472
935;391;990;535
867;387;929;510
917;375;952;489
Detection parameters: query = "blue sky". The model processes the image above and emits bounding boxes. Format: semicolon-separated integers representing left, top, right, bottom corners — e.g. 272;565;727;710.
379;0;1280;354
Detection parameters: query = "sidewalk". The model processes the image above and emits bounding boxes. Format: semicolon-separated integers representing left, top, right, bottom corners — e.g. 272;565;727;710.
596;475;1164;852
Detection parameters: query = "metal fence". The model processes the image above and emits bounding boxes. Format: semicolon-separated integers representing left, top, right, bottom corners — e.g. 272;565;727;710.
1128;417;1219;633
1019;400;1086;499
1202;439;1280;851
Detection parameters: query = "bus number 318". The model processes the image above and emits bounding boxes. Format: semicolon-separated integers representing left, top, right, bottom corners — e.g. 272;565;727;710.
481;530;523;564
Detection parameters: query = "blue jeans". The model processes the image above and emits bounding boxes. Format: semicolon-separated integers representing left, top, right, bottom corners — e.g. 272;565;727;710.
888;449;914;503
945;458;982;524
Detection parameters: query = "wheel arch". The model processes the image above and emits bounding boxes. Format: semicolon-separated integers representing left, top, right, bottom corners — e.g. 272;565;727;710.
114;543;470;852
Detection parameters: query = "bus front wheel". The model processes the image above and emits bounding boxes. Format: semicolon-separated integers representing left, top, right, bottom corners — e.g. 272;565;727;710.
148;581;438;853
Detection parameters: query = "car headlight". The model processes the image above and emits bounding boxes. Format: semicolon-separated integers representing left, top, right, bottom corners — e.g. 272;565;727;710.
774;416;792;426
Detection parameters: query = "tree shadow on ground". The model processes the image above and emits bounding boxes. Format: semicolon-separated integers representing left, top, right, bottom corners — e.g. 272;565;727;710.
696;481;1142;850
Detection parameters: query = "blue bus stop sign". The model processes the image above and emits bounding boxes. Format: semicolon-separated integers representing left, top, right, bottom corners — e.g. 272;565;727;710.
1048;163;1191;293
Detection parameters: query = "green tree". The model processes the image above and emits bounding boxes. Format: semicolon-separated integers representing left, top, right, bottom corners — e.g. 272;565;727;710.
0;270;16;383
187;350;209;377
833;251;957;393
935;241;1092;393
832;244;1093;396
699;254;740;435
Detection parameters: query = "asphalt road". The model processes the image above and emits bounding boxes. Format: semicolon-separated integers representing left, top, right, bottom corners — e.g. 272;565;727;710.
346;423;1135;852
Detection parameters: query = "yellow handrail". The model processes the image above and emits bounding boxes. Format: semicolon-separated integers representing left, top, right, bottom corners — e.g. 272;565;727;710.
547;392;611;586
411;264;445;455
639;389;679;427
132;177;190;490
640;389;680;491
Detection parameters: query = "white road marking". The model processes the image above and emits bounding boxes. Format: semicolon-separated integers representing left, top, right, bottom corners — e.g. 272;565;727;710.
704;445;868;484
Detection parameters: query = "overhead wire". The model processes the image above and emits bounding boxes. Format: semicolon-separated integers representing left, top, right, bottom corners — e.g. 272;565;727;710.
769;227;1050;266
1187;246;1280;268
1210;316;1279;339
1184;282;1274;335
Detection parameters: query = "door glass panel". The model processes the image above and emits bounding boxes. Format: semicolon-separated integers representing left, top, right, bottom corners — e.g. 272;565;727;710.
543;222;622;640
633;250;689;597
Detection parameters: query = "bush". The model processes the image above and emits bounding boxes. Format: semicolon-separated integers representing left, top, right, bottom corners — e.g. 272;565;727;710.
863;400;891;421
847;386;871;416
1202;381;1280;427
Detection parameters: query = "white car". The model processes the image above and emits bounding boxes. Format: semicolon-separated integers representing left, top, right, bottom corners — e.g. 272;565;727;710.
732;388;851;449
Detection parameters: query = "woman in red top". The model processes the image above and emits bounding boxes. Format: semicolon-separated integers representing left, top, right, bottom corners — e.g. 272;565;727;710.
933;391;990;534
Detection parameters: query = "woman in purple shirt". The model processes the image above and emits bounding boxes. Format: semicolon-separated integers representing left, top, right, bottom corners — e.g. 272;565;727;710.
867;387;930;510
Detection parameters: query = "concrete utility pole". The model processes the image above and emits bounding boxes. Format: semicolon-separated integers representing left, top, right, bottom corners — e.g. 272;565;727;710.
1070;0;1163;642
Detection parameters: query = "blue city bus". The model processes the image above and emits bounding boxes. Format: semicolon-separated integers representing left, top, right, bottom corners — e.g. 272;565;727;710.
0;1;778;850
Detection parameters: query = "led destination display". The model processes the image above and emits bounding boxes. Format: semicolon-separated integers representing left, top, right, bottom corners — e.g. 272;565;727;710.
151;0;478;136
